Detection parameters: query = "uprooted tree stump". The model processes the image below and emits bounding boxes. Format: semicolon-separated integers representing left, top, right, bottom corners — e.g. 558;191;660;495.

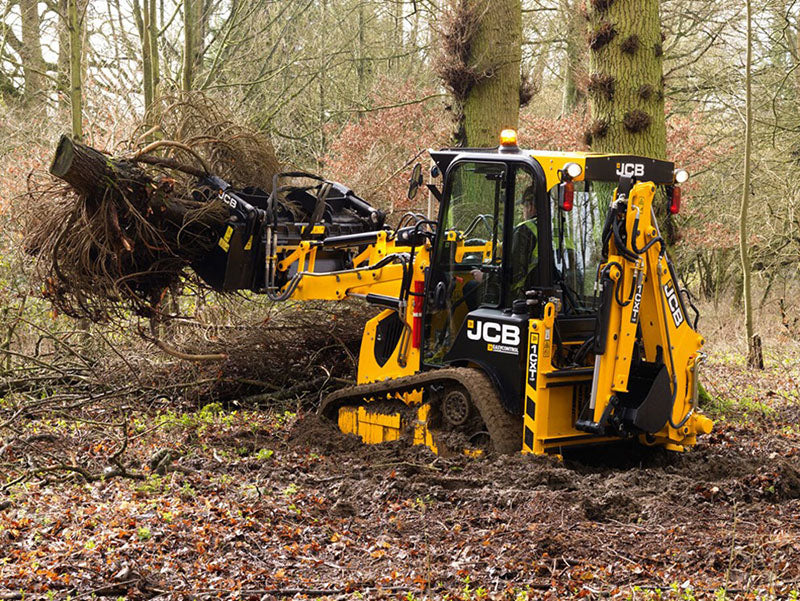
49;136;147;198
26;135;231;322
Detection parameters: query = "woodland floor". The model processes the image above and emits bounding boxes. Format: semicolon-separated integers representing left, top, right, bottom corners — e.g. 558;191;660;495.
2;354;800;600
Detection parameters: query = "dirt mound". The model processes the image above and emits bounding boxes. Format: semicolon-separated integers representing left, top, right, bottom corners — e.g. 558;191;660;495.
284;413;800;509
196;411;800;595
286;413;364;454
582;491;643;522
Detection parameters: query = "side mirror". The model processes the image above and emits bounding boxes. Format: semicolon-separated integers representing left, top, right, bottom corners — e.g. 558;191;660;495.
407;163;423;200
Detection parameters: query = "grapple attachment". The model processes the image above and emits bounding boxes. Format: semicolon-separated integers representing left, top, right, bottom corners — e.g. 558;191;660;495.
192;172;386;292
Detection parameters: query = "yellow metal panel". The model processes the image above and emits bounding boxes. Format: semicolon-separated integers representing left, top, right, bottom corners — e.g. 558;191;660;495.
522;323;539;454
542;436;618;452
523;303;561;455
338;407;358;435
543;387;577;437
454;240;491;263
370;412;402;429
338;406;404;445
527;151;587;190
382;426;400;442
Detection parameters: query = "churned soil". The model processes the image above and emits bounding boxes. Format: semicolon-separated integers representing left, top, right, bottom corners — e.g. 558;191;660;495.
3;364;800;599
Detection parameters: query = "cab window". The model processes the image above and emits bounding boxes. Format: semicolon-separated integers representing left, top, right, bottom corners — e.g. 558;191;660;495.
550;181;604;314
509;168;538;303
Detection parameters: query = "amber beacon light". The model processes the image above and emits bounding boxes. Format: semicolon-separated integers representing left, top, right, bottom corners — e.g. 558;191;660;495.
499;129;518;147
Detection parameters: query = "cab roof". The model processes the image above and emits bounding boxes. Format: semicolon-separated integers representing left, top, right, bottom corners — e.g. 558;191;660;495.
429;148;676;191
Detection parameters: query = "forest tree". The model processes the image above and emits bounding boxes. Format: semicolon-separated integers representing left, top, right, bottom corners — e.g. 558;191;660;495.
584;0;666;157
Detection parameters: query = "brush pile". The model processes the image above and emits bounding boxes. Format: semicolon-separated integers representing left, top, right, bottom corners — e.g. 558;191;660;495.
22;96;281;323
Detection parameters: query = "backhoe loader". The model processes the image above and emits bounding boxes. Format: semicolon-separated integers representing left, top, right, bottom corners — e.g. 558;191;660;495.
191;129;712;455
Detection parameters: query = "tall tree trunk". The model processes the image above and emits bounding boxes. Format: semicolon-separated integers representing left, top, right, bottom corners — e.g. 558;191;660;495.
410;5;420;70
740;0;761;369
794;7;800;103
317;0;327;171
182;0;194;91
19;0;46;102
149;0;160;98
392;0;403;69
561;0;585;113
134;0;154;113
797;13;800;95
57;0;70;104
192;0;207;79
67;0;90;344
460;0;523;147
356;2;367;104
68;0;83;140
585;0;666;158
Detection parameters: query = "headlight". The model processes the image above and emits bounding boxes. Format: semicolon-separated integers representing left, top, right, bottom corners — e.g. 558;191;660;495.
564;162;582;180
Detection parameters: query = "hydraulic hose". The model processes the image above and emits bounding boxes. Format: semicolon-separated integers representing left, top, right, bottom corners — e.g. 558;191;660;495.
611;215;640;263
629;205;666;256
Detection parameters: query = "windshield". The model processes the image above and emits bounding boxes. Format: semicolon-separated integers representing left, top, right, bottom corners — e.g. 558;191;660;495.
549;181;608;314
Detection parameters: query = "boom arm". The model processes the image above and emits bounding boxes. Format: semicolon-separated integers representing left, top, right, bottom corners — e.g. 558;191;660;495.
268;229;423;303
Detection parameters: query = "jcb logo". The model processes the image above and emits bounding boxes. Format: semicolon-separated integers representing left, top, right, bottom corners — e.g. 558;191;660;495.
221;191;238;209
466;320;520;346
663;281;685;328
616;162;645;178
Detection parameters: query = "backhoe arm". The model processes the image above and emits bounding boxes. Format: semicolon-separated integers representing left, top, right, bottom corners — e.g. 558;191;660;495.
584;181;711;450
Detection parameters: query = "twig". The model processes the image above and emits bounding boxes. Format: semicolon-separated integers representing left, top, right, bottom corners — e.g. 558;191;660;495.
3;462;145;490
132;139;211;174
238;376;351;404
132;154;207;178
71;579;141;599
151;585;409;597
726;501;739;588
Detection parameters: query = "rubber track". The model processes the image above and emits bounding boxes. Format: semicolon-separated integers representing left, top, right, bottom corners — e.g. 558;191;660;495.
319;367;522;454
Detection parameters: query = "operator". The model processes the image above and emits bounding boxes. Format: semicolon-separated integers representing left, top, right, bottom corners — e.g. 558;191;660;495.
464;184;538;310
509;184;538;298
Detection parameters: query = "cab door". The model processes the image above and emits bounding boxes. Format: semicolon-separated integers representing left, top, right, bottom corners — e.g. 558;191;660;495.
423;160;508;366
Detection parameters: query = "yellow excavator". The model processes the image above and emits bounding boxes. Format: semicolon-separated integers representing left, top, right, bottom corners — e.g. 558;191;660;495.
193;129;712;455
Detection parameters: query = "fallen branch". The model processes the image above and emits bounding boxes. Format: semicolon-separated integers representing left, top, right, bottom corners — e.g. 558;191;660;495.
132;139;211;174
8;463;146;487
130;154;206;178
238;376;353;404
151;337;227;362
